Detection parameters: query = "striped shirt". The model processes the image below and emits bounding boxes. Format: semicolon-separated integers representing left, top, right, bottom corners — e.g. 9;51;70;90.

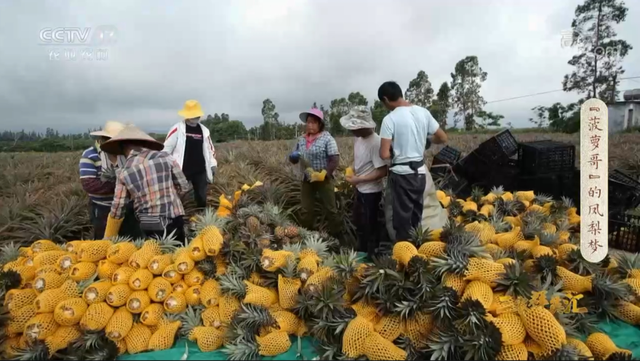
294;131;339;178
79;146;115;206
110;149;192;220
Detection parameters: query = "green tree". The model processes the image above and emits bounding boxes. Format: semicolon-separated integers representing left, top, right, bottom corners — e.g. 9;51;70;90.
429;82;452;127
548;102;581;133
213;120;247;142
328;97;350;136
405;70;434;108
562;0;632;102
450;56;487;130
371;100;390;131
475;110;504;129
529;106;550;128
347;92;368;108
261;99;280;140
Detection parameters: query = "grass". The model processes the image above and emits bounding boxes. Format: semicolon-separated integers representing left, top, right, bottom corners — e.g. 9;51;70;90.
1;132;640;244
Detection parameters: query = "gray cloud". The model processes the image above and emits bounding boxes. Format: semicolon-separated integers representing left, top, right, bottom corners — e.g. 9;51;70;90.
0;0;638;133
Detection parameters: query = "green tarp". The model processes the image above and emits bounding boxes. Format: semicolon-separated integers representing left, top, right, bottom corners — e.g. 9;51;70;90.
118;322;640;360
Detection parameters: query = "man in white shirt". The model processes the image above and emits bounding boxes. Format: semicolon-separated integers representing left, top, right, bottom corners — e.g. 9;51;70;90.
340;106;388;258
378;81;448;241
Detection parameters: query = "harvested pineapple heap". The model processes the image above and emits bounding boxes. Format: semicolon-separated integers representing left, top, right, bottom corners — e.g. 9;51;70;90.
1;185;640;361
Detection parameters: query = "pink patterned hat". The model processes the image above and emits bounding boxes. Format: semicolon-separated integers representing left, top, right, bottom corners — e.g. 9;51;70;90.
299;108;325;124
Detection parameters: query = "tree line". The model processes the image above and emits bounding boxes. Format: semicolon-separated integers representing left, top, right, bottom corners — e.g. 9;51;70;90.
529;0;632;133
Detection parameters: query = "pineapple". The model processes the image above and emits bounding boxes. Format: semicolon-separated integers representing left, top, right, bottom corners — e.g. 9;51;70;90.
586;332;633;360
174;248;195;274
615;300;640;325
147;319;181;351
111;266;136;285
77;241;112;262
107;242;138;264
7;305;37;336
69;262;98;282
363;332;407;360
129;269;154;290
464;257;505;286
34;279;86;313
172;280;188;294
31;240;61;253
161;264;182;284
33;272;67;293
461;280;494;309
200;279;221;307
185;285;202;306
261;249;294;272
180;306;224;352
54;298;87;326
164;292;187;313
184;268;205;287
105;306;133;341
24;313;59;340
141;303;165;326
97;260;120;280
486;312;526;345
128;240;162;269
148;277;172;302
147;254;173;275
278;258;301;309
80;302;115;331
33;250;69;269
124;323;152;354
83;279;112;304
127;290;151;313
188;235;207;262
392;241;419;266
106;284;133;307
516;299;566;354
494;261;534;299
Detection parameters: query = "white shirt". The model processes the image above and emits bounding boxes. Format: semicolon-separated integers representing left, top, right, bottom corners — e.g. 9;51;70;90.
353;133;387;193
380;105;440;175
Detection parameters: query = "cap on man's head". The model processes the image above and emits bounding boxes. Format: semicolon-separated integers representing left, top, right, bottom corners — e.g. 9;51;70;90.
340;106;376;130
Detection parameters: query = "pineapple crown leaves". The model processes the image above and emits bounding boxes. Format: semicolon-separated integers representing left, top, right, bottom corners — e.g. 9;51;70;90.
77;273;98;293
301;233;330;259
565;249;601;276
395;335;427;361
315;340;346;361
280;255;298;279
0;241;21;266
591;271;631;301
406;256;439;298
178;306;203;338
408;224;433;248
427;286;460;328
490;185;505;196
11;339;52;361
532;193;554;205
230;303;277;335
461;321;503;361
494;260;535;299
353;256;403;301
470;186;485;204
218;267;248;299
110;235;133;244
0;269;22;292
306;276;348;320
235;204;264;222
281;243;302;258
291;287;316;320
567;312;600;338
426;328;464;361
488;214;512;233
133;238;146;248
152;231;184;254
534;254;559;282
310;307;355;344
221;336;260;361
326;249;360;282
611;252;640;278
195;257;218;280
192;208;229;234
455;299;490;335
538;231;560;247
538;343;582;361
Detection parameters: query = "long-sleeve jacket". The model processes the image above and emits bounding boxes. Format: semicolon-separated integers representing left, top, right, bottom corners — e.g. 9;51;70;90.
163;122;217;183
79;146;116;206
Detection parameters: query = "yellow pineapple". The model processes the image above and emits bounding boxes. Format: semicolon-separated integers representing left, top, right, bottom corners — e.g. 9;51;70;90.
392;241;418;267
363;331;407;360
342;316;374;358
556;266;592;293
24;313;59;340
83;279;112;304
461;280;493;309
256;330;292;356
586;332;633;360
487;313;526;345
184;268;205;287
188;326;224;352
148;277;172;302
105;306;133;341
45;325;82;355
97;260;120;280
107;284;133;307
185;286;202;306
261;249;294;272
148;320;181;351
418;241;446;258
200;279;221;307
187;235;207;261
56;253;78;273
31;240;61;253
464;257;505;286
54;298;87;326
80;302;114;331
147;254;173;275
112;266;136;285
129;269;154;290
33;272;68;294
7;305;37;336
141;303;165;326
161;264;183;283
164;292;187;313
107;242;138;264
517;300;566;354
33;251;69;269
69;262;98;282
124;323;152;354
128;240;162;269
77;240;112;262
201;226;224;256
126;291;151;314
174;249;195;274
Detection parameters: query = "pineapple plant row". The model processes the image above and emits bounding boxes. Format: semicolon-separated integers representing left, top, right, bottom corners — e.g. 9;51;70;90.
2;182;640;360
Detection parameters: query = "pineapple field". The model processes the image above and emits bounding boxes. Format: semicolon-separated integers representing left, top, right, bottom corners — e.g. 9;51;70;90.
1;132;640;360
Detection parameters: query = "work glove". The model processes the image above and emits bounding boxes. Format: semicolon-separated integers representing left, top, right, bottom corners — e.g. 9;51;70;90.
104;215;123;240
289;150;301;163
345;167;354;177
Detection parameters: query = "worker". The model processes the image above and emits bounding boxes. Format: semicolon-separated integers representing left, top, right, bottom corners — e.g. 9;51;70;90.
101;125;192;242
164;100;217;210
80;121;141;239
377;81;448;241
340;106;388;258
288;108;343;238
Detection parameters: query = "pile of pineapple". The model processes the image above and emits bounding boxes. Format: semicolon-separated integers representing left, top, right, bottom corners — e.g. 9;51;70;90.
1;184;640;361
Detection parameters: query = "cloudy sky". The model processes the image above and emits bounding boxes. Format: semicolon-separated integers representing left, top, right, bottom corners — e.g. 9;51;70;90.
0;0;638;134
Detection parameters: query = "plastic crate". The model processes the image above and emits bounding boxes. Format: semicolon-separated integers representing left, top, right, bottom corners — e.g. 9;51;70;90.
476;129;519;165
517;172;574;200
437;173;470;198
432;146;462;166
517;140;576;176
609;170;640;210
453;151;489;182
609;212;640;253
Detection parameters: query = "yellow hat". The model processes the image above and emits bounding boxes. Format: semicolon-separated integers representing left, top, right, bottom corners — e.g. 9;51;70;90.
178;100;204;119
90;121;127;138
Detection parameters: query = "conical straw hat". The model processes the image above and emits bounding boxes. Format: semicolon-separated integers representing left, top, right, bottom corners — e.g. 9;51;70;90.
90;120;127;138
100;124;164;155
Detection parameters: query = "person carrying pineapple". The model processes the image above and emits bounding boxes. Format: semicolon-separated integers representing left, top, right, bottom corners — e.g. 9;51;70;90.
80;120;141;239
288;108;343;238
100;125;192;242
340;106;388;258
163;100;217;210
377;81;448;241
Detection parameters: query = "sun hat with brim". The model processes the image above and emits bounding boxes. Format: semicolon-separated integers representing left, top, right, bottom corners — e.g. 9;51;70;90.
340;106;376;130
90;120;127;138
178;100;205;119
299;108;325;124
100;125;164;155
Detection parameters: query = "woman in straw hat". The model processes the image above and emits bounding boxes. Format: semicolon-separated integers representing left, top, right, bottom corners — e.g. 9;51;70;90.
340;106;388;258
164;100;217;210
81;121;141;239
101;125;192;242
288;108;343;238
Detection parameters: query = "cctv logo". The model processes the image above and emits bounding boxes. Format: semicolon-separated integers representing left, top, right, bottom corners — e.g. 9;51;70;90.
39;25;118;46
